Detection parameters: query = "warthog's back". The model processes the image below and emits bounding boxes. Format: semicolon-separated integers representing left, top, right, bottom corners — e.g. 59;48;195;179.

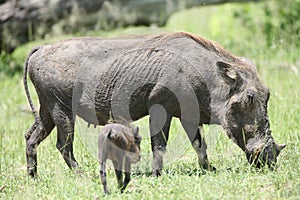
27;32;247;125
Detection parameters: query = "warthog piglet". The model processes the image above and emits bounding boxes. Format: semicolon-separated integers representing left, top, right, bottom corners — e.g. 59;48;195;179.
98;123;141;194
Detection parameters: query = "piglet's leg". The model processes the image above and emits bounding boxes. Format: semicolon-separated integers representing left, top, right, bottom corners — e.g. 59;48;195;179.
113;160;123;189
121;157;131;193
100;160;109;195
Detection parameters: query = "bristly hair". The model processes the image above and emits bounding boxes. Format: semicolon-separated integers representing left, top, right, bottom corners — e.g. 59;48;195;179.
167;32;254;70
180;32;241;62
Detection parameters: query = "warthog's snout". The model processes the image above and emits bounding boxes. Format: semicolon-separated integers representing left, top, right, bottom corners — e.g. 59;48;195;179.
246;135;286;170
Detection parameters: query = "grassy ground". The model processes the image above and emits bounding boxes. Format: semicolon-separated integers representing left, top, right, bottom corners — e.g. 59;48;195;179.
1;2;300;199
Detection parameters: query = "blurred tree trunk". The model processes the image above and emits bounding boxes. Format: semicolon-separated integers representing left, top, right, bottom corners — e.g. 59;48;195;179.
0;0;259;53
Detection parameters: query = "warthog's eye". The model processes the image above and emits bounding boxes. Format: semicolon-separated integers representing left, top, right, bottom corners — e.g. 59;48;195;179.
244;124;255;133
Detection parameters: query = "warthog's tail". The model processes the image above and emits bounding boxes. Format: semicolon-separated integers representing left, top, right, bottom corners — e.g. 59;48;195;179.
23;46;42;123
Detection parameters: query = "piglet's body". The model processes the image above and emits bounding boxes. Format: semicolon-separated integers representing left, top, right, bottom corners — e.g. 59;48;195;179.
98;123;141;194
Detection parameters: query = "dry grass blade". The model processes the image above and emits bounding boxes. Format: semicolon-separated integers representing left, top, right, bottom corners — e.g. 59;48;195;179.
0;185;6;192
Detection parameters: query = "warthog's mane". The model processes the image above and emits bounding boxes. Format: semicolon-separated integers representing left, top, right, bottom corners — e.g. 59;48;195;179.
180;32;243;61
166;32;254;71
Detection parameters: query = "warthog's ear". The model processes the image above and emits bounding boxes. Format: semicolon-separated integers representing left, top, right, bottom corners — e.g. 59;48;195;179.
216;61;238;85
276;144;286;154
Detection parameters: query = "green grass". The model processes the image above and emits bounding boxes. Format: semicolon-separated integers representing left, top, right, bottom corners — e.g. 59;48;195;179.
1;1;300;199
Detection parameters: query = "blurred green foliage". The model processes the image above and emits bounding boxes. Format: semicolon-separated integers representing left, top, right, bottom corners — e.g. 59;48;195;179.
0;53;20;78
234;0;300;47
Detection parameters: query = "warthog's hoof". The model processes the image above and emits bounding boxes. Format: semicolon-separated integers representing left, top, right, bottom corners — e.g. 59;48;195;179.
208;165;217;172
152;169;162;177
27;166;37;178
201;163;217;172
103;190;110;195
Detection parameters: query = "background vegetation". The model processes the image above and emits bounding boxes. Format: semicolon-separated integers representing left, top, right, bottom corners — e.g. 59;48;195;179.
0;0;299;199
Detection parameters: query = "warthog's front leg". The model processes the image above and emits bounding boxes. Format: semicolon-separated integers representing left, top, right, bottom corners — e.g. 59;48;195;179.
149;112;172;176
193;127;215;171
113;160;124;189
182;120;216;171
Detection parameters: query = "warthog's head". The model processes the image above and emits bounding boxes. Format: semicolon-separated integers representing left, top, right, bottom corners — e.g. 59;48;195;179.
216;60;286;169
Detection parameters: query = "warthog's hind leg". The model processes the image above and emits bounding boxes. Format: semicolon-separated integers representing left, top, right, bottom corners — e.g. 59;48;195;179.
54;109;78;170
25;105;55;178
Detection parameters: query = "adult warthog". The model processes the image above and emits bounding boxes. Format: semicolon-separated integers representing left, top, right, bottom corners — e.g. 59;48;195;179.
24;32;285;177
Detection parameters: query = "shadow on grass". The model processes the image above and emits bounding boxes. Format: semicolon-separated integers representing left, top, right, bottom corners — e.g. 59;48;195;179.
131;162;217;177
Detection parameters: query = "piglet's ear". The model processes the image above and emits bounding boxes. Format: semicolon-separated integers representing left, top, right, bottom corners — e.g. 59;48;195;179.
216;61;237;85
133;126;139;136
